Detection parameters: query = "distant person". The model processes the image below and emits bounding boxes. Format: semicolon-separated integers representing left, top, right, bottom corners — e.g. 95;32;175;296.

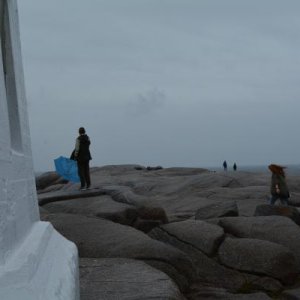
233;163;237;171
268;164;289;206
74;127;92;190
223;160;227;171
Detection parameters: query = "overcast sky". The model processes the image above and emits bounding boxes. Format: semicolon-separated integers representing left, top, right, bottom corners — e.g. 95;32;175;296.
18;0;300;171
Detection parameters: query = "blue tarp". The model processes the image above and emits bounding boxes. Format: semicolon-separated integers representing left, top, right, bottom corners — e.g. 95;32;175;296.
54;156;80;183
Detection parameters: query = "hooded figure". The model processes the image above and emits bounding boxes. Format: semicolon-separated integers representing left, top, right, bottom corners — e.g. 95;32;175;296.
75;127;92;190
268;164;289;205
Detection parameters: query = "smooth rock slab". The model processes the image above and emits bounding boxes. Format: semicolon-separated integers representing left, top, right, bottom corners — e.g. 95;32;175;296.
149;223;282;293
254;204;300;225
80;258;185;300
35;171;62;190
288;192;300;207
218;237;297;284
187;287;272;300
150;220;224;256
195;200;238;220
281;287;300;299
44;195;137;225
45;197;168;232
42;213;195;290
219;216;300;270
38;188;106;206
102;185;149;206
195;186;268;217
133;206;169;232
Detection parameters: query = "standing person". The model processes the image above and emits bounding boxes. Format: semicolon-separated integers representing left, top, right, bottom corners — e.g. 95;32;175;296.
268;164;289;206
233;163;237;171
223;160;227;171
75;127;92;190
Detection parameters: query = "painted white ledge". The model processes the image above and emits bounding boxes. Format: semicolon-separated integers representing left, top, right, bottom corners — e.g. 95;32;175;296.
0;221;79;300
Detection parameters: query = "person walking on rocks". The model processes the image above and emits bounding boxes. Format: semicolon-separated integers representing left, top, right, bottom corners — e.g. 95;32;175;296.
233;163;237;171
268;164;289;206
74;127;92;190
223;160;227;171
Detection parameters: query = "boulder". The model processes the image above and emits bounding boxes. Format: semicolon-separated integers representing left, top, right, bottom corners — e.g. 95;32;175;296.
133;218;163;233
43;195;137;225
195;186;268;217
137;206;168;223
101;185;150;206
39;183;69;193
43;192;168;231
281;287;300;299
38;167;271;222
195;200;238;220
219;216;300;270
134;166;146;170
80;258;185;300
237;199;269;217
254;204;300;225
146;166;163;171
218;237;297;284
42;213;196;290
147;167;208;177
35;171;62;190
288;192;300;207
149;221;282;293
133;206;169;232
150;220;224;256
187;287;272;300
38;188;106;206
37;166;298;295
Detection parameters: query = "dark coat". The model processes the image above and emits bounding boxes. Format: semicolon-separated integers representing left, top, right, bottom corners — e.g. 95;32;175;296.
270;173;289;198
76;134;92;162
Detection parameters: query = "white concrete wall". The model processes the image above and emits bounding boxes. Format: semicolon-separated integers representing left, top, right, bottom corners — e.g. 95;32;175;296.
0;0;40;265
0;1;79;299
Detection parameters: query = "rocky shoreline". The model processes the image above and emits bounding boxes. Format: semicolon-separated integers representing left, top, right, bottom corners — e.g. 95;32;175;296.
37;165;300;299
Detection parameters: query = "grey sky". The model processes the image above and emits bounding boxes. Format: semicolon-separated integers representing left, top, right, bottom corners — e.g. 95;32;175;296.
18;0;300;171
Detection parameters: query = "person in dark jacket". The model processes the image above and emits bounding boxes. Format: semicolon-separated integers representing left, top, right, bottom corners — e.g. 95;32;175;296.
223;160;227;171
74;127;92;190
268;164;289;206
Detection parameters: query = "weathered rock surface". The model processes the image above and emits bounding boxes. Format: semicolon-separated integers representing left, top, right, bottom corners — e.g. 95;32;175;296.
80;258;185;300
187;287;272;299
218;216;300;270
36;166;300;298
132;206;169;232
43;195;168;231
38;188;106;206
41;213;195;290
195;200;239;220
149;222;282;293
37;167;269;221
35;171;64;190
43;195;137;225
150;220;224;256
101;185;150;206
254;204;300;225
218;237;297;284
281;287;300;299
288;192;300;207
195;186;268;217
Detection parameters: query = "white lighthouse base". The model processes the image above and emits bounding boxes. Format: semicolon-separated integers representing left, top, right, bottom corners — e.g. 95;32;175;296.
0;221;79;300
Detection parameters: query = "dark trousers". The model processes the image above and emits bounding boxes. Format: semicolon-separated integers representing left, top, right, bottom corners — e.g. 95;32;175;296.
270;195;288;206
77;160;91;188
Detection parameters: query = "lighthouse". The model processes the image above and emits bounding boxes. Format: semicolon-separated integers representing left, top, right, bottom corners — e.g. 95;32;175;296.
0;0;79;299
